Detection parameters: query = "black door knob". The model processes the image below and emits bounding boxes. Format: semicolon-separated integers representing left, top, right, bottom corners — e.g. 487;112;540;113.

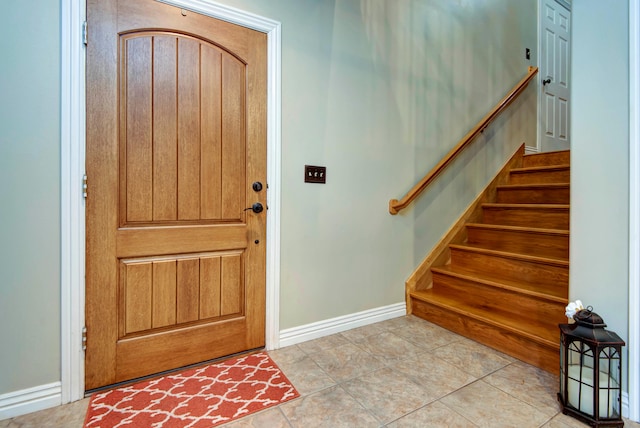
251;202;263;213
542;78;551;86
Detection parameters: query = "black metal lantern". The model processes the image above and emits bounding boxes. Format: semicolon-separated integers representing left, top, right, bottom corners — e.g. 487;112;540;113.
558;308;625;427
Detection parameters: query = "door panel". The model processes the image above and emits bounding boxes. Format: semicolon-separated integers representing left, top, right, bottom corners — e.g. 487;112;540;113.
119;253;243;334
86;0;267;390
119;33;247;225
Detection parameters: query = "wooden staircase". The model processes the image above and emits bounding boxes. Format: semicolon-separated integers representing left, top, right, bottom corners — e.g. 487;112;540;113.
410;150;570;374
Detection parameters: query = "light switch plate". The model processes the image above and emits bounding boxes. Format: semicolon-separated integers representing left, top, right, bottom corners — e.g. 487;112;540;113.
304;165;326;183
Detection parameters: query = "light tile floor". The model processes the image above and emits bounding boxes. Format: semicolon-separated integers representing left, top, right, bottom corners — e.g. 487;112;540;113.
2;315;639;427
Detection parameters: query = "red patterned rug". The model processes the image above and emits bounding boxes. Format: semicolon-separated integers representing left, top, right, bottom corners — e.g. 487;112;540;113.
83;352;299;427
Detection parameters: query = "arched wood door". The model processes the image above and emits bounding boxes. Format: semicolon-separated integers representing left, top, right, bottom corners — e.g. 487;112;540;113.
85;0;267;390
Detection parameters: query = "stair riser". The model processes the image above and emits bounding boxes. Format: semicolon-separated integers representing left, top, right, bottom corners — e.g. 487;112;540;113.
431;272;567;324
483;207;569;229
522;151;570;168
510;169;570;184
496;188;569;204
450;248;568;288
466;227;569;259
411;299;559;374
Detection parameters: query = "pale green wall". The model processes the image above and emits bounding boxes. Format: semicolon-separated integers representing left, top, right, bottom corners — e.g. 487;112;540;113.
0;0;537;398
218;0;538;328
570;0;630;387
0;1;62;394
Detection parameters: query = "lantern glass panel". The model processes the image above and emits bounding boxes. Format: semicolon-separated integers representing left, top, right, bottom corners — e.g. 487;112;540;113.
567;340;595;416
598;346;621;419
560;337;566;398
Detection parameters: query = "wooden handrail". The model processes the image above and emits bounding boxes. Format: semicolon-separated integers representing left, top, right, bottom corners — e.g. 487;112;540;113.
389;66;539;215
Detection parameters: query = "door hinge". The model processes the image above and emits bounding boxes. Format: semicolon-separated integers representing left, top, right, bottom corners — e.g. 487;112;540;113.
82;326;87;351
82;174;88;198
82;21;88;46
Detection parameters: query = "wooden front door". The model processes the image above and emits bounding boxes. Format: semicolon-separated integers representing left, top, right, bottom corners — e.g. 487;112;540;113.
85;0;267;390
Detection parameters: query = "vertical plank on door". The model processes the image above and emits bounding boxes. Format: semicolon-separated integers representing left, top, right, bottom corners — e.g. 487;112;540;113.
220;254;242;316
177;39;201;220
221;56;245;220
177;258;200;323
126;37;153;222
199;256;221;318
124;262;152;334
152;260;177;328
201;47;223;220
153;36;178;221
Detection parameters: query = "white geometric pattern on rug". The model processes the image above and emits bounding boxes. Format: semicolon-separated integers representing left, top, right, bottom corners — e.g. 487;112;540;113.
84;352;299;428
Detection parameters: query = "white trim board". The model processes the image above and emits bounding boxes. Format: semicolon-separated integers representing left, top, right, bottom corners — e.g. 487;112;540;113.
524;145;539;155
628;0;640;421
624;391;632;422
0;383;62;421
535;0;543;153
60;0;282;407
60;0;86;405
279;303;407;348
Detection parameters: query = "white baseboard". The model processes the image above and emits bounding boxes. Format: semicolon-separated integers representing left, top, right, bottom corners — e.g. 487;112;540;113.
0;382;62;421
524;145;540;154
278;302;407;348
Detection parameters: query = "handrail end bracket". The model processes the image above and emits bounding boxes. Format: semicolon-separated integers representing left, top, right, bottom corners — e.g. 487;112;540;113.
389;199;400;215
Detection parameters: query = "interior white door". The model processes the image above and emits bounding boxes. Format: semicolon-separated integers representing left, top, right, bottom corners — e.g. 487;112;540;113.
540;0;571;152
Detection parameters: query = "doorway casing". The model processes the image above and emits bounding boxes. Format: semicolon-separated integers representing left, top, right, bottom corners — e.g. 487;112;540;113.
61;0;282;402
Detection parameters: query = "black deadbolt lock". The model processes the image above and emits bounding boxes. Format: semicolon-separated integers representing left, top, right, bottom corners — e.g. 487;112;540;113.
252;182;263;192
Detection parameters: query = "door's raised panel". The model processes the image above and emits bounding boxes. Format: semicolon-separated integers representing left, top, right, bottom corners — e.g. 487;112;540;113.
558;37;569;87
152;260;177;328
221;56;246;220
201;48;223;220
153;36;179;221
176;258;200;323
558;98;568;140
199;256;222;318
122;262;153;335
221;253;243;316
545;94;555;137
119;252;245;338
544;29;554;78
177;38;201;221
124;36;153;222
119;32;247;226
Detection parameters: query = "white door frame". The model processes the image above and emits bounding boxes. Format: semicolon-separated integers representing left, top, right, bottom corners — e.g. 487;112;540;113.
60;0;282;402
534;0;543;154
629;0;640;421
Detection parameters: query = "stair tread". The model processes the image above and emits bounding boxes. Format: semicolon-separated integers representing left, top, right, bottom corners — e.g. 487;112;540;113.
411;289;560;347
466;223;569;235
523;149;569;157
482;203;570;209
497;183;569;190
510;164;570;173
431;264;568;301
449;243;569;266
